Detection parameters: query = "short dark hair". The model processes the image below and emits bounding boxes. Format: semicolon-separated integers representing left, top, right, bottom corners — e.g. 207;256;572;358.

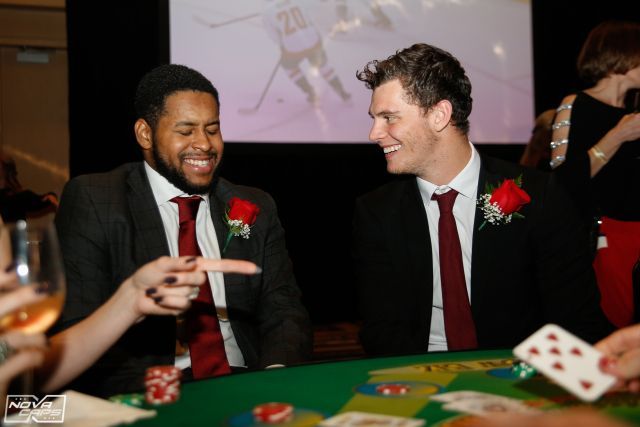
577;20;640;85
356;43;472;134
134;64;220;130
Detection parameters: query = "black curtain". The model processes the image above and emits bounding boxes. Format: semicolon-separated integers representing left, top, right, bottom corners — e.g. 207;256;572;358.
66;0;169;177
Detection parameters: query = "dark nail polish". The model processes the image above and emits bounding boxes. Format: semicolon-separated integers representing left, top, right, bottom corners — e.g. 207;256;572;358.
153;296;164;304
186;257;197;263
163;276;177;284
145;288;157;296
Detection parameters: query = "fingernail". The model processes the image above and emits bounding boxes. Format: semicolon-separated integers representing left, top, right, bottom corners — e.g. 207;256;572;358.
145;288;157;296
599;356;615;371
163;276;177;284
254;266;263;274
186;257;197;263
153;296;163;303
4;261;15;273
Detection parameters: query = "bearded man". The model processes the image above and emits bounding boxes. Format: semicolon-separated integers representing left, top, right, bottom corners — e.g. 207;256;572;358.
54;64;311;397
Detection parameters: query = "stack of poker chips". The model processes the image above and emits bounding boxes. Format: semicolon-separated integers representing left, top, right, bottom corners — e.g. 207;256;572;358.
109;393;145;408
252;402;294;424
144;365;183;405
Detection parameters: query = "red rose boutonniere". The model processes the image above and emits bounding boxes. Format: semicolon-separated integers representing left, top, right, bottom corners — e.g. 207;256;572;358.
223;197;260;254
477;175;531;230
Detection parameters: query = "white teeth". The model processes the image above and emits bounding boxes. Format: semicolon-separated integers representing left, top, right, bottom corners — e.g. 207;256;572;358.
185;159;209;167
383;145;401;154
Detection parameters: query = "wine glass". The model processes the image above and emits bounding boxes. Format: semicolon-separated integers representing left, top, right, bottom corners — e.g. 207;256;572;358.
0;219;66;392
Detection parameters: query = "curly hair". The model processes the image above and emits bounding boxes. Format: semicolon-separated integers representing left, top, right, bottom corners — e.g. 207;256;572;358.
577;21;640;85
134;64;220;131
356;43;472;134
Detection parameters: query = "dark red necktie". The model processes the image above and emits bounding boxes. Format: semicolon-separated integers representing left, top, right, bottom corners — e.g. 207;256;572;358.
171;196;231;377
432;190;478;350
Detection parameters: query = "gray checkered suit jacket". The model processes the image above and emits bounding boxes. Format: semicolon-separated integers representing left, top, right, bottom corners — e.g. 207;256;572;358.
53;162;311;397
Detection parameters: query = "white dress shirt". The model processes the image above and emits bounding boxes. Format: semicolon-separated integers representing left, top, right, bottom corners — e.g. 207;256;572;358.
144;162;245;368
416;143;480;352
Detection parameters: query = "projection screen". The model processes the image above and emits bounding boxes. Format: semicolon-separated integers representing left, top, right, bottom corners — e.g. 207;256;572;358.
170;0;534;143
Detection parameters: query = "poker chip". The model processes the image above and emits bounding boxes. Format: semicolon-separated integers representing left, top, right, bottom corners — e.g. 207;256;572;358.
375;383;411;395
511;360;537;379
109;393;144;407
144;365;183;405
252;402;294;424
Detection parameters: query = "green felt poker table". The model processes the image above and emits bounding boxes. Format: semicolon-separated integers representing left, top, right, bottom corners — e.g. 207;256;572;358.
131;349;640;426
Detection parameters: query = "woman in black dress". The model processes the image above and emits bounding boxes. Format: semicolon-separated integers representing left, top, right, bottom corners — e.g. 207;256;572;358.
550;21;640;328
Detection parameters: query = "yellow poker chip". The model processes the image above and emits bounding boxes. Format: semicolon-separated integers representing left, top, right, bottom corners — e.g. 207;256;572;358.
252;402;294;424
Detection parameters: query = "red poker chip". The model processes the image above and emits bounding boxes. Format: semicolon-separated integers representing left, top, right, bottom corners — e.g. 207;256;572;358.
144;365;182;405
252;402;294;424
375;384;411;395
145;366;182;380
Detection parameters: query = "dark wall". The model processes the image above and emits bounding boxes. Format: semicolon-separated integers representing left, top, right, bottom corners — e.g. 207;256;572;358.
66;0;168;177
531;2;640;113
65;0;639;323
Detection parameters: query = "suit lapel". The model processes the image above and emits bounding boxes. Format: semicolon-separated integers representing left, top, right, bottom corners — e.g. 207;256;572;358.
470;157;507;317
210;180;231;256
127;164;170;263
396;179;433;324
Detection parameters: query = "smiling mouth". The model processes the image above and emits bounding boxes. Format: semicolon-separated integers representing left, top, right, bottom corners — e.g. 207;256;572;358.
184;158;212;167
383;145;402;154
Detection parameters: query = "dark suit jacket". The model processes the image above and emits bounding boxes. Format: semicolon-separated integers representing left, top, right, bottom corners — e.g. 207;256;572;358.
53;162;311;397
353;155;612;356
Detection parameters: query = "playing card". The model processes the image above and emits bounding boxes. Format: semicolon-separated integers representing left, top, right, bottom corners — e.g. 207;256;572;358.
513;323;616;402
319;411;425;427
442;396;541;416
430;390;497;403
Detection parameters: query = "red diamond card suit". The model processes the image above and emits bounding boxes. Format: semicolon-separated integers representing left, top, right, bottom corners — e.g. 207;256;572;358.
549;347;561;355
552;362;564;371
547;333;558;341
580;380;592;390
570;347;582;357
528;346;540;355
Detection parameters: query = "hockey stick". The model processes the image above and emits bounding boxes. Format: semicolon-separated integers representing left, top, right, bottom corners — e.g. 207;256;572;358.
238;58;281;115
193;13;260;30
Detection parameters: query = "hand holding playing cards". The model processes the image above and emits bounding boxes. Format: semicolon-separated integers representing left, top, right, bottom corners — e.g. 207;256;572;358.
513;324;617;402
596;324;640;392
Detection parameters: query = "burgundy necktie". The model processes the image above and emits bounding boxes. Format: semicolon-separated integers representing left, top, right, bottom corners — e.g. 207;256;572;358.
171;196;231;377
432;190;478;350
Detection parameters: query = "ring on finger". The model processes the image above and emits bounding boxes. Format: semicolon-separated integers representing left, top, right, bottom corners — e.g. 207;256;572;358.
188;288;200;300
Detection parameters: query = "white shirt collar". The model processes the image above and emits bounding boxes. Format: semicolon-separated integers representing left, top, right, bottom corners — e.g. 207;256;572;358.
144;161;210;206
416;141;480;204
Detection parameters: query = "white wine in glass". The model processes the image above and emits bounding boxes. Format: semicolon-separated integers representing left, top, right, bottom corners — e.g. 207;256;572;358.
0;219;66;333
0;220;66;394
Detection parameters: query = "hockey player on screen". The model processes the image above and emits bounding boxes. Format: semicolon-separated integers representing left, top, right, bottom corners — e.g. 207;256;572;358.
262;0;351;105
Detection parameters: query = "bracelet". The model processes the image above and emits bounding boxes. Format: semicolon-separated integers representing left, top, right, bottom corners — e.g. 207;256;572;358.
590;145;608;163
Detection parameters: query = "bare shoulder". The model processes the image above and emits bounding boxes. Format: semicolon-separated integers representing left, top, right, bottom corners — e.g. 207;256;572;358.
559;94;577;107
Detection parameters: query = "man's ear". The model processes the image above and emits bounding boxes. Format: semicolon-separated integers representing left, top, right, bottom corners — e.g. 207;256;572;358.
134;119;153;151
428;100;453;132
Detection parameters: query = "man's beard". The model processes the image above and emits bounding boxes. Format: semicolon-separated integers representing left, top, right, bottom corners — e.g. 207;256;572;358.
152;145;221;195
